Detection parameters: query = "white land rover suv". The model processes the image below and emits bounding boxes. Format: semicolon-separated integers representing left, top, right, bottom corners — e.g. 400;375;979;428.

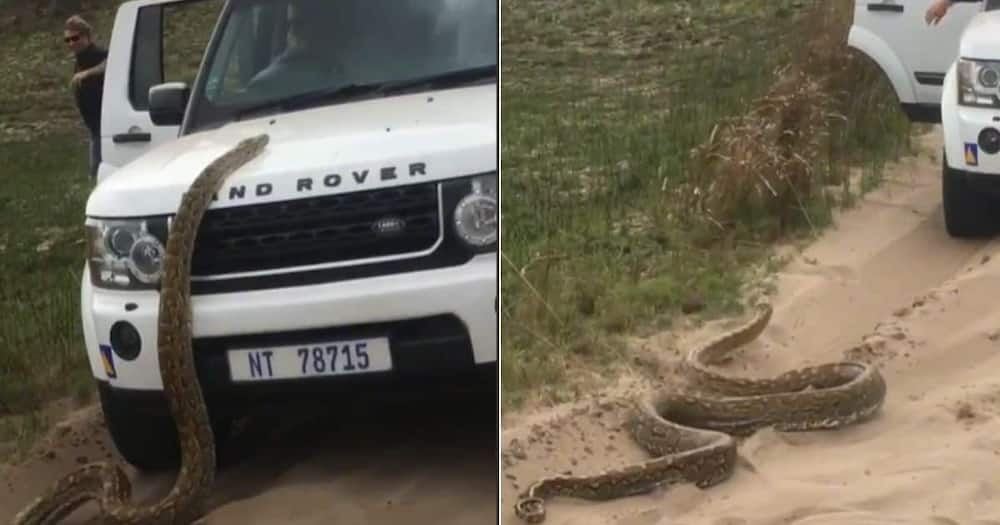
84;0;497;469
849;0;1000;237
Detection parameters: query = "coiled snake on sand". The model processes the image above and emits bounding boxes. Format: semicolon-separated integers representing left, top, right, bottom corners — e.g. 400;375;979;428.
513;301;887;523
10;134;270;525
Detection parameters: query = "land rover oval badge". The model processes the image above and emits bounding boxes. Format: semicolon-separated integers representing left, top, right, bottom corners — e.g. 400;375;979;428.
372;216;406;236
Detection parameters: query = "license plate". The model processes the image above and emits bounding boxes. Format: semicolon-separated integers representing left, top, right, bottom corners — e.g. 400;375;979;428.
227;337;392;382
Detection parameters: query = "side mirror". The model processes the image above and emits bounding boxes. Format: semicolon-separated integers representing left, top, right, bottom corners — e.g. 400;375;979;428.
148;82;190;127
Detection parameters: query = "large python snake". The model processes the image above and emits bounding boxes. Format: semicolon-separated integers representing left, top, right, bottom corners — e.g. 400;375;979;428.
513;301;887;523
10;134;270;525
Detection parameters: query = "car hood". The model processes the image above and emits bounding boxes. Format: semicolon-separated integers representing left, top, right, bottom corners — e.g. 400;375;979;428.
960;11;1000;60
87;83;496;218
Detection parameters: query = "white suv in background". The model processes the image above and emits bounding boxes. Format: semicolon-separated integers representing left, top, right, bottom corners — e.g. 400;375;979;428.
849;0;1000;237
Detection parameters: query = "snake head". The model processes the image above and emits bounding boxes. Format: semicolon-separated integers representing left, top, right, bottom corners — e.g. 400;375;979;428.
513;497;546;523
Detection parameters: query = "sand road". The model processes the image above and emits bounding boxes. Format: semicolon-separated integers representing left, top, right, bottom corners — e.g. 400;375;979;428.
501;128;1000;525
1;383;496;523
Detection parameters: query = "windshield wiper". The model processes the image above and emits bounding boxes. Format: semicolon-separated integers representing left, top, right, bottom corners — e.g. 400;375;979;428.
235;83;386;120
235;65;497;120
373;64;497;96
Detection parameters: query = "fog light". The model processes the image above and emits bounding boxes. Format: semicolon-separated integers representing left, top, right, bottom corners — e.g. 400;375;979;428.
110;321;142;361
979;127;1000;155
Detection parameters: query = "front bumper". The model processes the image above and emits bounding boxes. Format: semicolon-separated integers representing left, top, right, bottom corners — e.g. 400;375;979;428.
949;166;1000;197
944;107;1000;174
81;253;497;398
942;66;1000;174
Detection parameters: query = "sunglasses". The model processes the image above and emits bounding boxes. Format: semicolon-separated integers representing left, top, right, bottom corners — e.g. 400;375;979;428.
64;34;81;43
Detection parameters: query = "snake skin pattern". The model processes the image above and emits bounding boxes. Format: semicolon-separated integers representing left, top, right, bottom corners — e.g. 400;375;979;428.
513;302;887;523
10;134;270;525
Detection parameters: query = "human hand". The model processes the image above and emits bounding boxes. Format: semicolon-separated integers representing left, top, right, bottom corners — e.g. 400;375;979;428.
925;0;954;25
70;70;88;88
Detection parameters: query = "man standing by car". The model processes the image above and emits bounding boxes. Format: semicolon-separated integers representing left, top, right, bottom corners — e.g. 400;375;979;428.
64;15;108;180
925;0;990;24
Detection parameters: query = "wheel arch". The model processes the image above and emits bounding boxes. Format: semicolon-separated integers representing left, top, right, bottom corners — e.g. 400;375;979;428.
847;25;916;106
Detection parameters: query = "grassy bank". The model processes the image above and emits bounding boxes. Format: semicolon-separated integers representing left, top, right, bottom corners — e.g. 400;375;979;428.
0;133;94;460
500;0;916;408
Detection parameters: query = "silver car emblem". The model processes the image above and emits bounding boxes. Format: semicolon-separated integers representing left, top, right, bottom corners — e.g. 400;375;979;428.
372;216;406;236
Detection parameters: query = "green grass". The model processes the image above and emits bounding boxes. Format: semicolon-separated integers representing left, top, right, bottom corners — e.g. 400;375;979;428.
0;133;95;459
500;0;915;409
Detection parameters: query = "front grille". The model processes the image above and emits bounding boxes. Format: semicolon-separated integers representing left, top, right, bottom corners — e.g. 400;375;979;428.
190;182;440;276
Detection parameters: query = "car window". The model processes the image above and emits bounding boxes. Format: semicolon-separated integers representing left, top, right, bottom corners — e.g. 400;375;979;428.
186;0;497;132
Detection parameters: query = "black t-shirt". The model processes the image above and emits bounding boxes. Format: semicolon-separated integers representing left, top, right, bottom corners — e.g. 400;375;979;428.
74;43;108;135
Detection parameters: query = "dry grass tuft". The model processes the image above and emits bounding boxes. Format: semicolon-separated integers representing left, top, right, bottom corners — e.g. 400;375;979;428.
685;64;836;235
681;0;891;240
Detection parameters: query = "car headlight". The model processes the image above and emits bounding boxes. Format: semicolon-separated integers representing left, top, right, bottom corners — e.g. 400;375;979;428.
958;58;1000;108
85;217;170;290
444;173;497;253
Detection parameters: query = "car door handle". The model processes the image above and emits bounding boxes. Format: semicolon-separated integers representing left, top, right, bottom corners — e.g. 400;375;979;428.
112;132;152;143
867;3;904;12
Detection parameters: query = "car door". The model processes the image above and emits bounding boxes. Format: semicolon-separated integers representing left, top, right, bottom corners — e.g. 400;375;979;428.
848;0;981;123
98;0;222;181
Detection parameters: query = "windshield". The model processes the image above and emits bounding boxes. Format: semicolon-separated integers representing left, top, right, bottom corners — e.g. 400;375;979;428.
183;0;497;133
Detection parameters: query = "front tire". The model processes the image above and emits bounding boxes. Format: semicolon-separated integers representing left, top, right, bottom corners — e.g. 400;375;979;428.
942;152;995;238
98;384;231;471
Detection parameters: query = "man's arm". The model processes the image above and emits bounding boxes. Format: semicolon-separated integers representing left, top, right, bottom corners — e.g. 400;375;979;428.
71;60;106;88
926;0;982;25
84;60;106;77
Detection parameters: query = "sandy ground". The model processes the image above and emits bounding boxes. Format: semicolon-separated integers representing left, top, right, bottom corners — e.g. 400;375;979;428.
0;386;496;523
500;127;1000;525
